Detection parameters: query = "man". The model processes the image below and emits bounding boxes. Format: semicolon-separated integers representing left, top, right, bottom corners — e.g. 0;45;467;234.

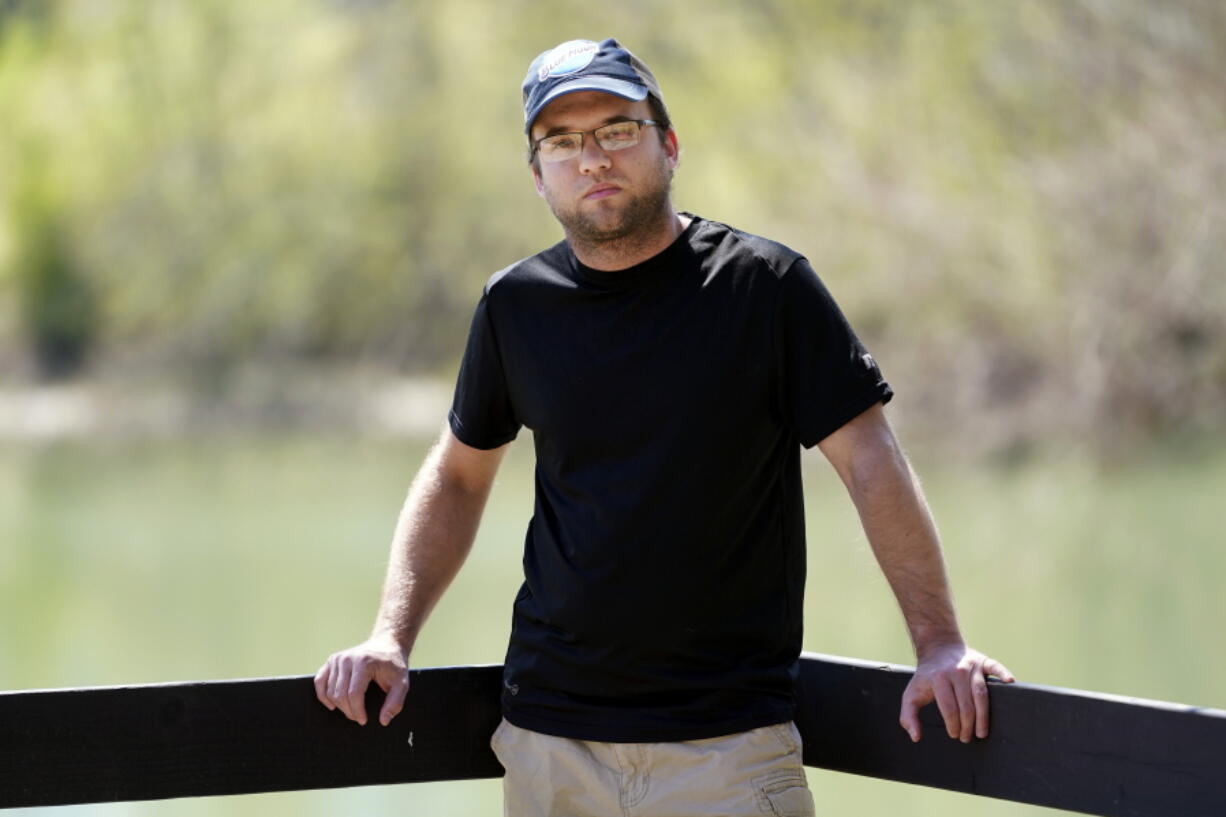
316;38;1014;816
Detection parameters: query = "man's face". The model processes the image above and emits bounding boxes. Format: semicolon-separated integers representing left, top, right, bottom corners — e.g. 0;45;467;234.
529;91;679;246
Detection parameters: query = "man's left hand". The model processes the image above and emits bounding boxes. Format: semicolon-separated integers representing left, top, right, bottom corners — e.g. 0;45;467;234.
899;642;1015;743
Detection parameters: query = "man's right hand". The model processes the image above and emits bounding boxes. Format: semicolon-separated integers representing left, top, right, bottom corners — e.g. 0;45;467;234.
314;636;410;727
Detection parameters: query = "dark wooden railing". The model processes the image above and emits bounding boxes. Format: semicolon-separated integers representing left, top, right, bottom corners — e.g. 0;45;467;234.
2;653;1223;815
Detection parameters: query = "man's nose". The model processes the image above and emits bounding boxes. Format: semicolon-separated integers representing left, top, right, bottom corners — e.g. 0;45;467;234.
577;134;612;174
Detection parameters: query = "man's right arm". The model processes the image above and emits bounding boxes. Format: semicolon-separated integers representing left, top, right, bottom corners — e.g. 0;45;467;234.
313;427;509;726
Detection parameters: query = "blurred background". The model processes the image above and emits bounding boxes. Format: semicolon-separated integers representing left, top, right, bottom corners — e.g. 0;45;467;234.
1;1;1222;815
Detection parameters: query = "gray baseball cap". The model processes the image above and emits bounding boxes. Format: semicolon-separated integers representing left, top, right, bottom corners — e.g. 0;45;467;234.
522;38;664;135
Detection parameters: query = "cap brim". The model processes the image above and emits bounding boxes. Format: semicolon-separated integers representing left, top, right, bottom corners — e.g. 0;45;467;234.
525;77;650;133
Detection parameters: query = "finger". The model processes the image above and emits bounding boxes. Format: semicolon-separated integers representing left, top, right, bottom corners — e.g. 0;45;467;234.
952;665;977;743
972;670;991;739
932;677;961;740
314;663;336;710
984;658;1016;683
898;701;921;743
347;662;372;726
898;679;932;743
379;672;410;726
329;661;352;721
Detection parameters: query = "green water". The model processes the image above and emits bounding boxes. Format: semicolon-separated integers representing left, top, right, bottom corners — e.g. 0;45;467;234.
2;434;1222;816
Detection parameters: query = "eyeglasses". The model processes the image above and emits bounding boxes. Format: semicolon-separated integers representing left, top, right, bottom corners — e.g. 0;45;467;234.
531;119;660;163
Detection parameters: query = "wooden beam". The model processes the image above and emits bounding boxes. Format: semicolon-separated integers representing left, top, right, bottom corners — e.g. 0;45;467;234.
794;653;1226;817
2;654;1223;815
0;665;504;809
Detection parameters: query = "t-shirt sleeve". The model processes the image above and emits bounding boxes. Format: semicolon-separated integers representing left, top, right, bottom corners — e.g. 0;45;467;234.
774;257;894;448
448;292;521;450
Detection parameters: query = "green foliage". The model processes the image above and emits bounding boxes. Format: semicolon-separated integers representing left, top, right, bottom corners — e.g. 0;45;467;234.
0;0;1223;453
11;147;98;378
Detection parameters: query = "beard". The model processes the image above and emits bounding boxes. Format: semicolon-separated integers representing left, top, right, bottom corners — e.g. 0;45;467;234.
543;159;675;256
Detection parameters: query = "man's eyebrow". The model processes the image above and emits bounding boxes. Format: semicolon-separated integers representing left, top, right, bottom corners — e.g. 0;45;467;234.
540;115;635;138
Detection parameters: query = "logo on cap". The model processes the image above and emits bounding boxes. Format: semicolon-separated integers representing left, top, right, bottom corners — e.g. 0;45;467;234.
537;40;599;82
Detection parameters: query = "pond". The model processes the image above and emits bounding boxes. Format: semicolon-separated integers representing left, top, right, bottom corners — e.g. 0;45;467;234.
2;433;1221;816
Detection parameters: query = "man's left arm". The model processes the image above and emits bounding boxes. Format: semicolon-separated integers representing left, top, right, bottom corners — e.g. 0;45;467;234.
817;402;1015;744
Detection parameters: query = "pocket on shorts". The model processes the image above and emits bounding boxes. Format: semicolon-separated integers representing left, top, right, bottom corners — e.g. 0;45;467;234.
753;768;814;817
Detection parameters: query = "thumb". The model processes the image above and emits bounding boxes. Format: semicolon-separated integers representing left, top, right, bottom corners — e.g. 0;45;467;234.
984;658;1016;683
899;679;932;743
379;672;410;727
899;700;921;743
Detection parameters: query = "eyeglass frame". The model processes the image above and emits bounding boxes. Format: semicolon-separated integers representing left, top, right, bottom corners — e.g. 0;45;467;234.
529;119;661;163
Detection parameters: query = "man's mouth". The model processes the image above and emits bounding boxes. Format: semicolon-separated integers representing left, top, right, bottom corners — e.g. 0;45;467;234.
584;184;622;200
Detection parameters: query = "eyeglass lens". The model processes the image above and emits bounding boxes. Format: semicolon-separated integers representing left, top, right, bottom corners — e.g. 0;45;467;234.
538;121;644;162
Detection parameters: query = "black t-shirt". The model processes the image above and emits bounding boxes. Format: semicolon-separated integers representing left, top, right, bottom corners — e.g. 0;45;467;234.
449;214;892;742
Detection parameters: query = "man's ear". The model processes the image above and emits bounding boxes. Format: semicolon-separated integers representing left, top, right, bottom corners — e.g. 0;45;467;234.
664;129;680;170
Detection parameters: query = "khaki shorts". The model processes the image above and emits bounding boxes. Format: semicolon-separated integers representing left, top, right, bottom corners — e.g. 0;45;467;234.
490;718;815;817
